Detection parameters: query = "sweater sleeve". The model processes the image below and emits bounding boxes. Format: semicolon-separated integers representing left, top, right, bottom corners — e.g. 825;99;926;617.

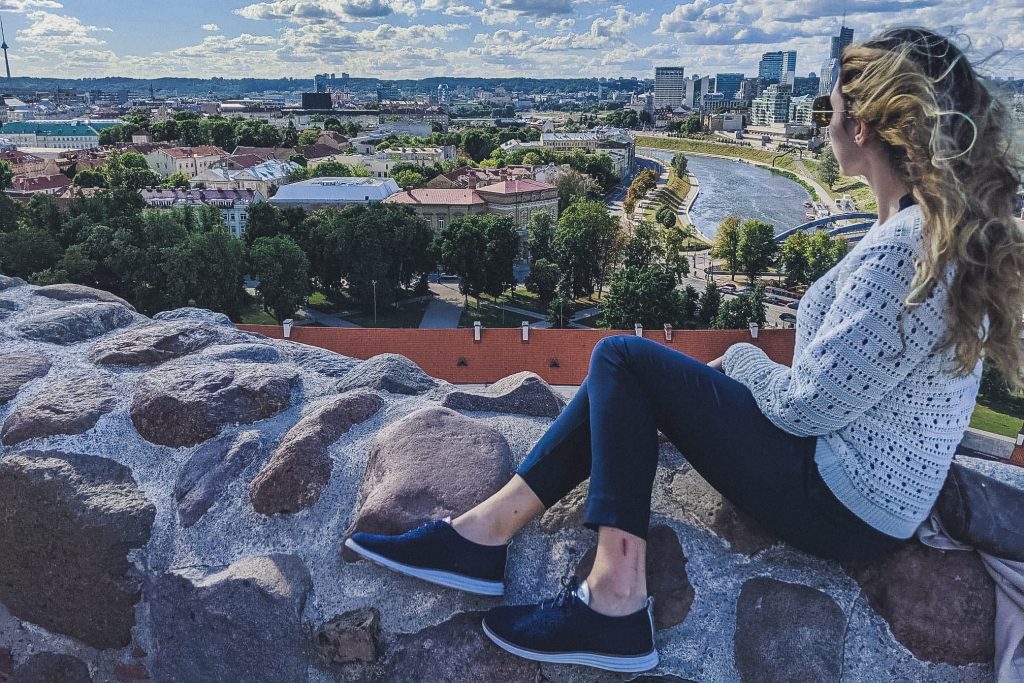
722;238;945;437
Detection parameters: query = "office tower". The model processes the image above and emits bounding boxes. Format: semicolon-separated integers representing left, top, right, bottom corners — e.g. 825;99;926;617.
738;77;762;102
759;51;796;85
782;51;797;86
654;66;685;107
715;72;744;101
820;25;854;95
830;25;854;59
684;74;712;109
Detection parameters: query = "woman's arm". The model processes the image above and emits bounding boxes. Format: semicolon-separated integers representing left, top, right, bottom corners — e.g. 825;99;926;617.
722;238;946;436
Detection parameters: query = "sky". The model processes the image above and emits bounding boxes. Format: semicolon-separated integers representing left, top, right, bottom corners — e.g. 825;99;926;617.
0;0;1020;81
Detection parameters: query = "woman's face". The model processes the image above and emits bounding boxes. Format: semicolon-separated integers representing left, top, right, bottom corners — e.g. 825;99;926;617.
828;80;863;177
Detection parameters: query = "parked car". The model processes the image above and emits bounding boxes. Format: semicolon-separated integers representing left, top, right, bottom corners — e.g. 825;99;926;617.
439;273;461;282
786;300;800;310
780;313;797;325
718;283;737;292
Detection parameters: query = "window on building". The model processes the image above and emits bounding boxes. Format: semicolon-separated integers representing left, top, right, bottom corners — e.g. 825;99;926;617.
437;217;445;231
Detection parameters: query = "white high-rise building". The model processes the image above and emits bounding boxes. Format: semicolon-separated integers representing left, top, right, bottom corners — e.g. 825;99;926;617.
654;66;685;108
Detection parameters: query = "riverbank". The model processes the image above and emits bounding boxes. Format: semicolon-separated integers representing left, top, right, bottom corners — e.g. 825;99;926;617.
636;135;877;213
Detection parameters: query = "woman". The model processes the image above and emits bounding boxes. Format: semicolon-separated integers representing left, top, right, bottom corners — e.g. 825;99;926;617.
346;28;1024;673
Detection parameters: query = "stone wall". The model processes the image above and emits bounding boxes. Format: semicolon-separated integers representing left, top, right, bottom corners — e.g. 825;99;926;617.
0;273;1017;682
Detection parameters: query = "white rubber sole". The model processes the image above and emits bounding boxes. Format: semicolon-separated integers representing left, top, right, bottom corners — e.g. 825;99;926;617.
344;537;505;596
481;619;660;673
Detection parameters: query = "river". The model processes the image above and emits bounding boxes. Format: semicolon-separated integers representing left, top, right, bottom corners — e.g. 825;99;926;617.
640;148;812;240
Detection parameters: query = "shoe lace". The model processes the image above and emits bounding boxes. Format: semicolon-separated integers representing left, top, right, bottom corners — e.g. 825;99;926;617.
542;575;580;610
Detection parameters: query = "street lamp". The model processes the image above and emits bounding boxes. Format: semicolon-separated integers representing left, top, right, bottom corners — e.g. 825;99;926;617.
371;279;377;325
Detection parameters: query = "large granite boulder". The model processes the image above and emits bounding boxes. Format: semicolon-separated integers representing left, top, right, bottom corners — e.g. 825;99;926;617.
0;298;20;319
153;307;233;327
150;554;312;683
130;361;299;447
383;611;540;683
16;302;137;344
845;543;995;665
670;468;776;555
8;654;92;683
734;578;846;683
344;407;513;557
90;321;221;366
0;451;154;649
441;371;566;417
33;283;135;310
0;273;26;290
174;430;265;527
0;352;51;405
201;342;283;364
285;344;359;378
315;607;382;665
1;376;118;446
337;353;437;395
250;391;384;515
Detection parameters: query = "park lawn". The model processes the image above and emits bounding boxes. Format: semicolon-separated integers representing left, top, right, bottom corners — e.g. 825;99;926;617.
345;296;432;328
460;298;538;328
236;299;278;325
970;396;1024;439
477;287;548;315
306;289;360;314
802;157;877;212
635;136;798;171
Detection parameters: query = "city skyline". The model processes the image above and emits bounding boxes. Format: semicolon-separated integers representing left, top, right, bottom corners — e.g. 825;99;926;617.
0;0;1019;81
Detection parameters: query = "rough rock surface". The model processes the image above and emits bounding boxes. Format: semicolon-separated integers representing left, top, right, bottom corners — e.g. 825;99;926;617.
150;554;311;683
0;273;25;289
0;280;1018;682
130;361;298;447
345;406;513;556
250;391;384;515
16;302;137;344
384;611;540;683
734;578;846;683
1;376;117;446
33;283;135;310
0;298;20;319
315;607;381;664
0;352;51;405
336;353;437;395
441;371;566;417
9;653;92;683
575;525;695;630
0;451;154;649
152;306;232;326
90;321;221;366
174;430;264;527
670;469;776;555
845;542;995;664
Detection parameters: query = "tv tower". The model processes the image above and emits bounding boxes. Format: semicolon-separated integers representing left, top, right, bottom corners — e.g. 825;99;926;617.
0;15;11;81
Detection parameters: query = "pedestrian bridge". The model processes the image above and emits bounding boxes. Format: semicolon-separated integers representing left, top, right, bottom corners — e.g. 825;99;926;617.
774;212;878;242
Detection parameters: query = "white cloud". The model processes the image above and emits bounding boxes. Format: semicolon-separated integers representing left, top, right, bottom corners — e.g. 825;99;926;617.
201;23;220;31
17;10;111;53
0;1;63;11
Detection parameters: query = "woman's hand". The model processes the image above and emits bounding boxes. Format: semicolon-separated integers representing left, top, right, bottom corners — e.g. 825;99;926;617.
707;355;725;371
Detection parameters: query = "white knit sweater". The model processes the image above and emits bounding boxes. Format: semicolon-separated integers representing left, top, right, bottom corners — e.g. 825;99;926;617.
723;204;982;539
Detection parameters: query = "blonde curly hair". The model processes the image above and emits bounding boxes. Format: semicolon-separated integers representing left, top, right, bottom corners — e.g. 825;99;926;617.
839;27;1024;390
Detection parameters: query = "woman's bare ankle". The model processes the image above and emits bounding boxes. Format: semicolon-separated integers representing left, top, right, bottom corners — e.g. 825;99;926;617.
585;575;648;617
450;513;510;546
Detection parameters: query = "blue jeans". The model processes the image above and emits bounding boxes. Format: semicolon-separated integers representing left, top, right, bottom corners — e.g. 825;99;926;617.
517;335;906;563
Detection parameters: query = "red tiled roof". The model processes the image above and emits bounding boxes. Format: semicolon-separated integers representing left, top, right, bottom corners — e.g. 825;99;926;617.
383;189;485;206
476;179;556;194
10;174;71;193
228;154;265;169
295;143;338;160
0;150;44;164
233;327;797;385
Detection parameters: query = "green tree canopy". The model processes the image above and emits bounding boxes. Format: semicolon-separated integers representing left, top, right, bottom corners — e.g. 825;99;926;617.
710;215;742;280
736;219;778;283
247;234;310;321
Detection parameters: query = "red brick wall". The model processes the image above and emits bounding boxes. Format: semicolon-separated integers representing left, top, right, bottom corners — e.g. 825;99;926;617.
234;325;797;385
1011;427;1024;468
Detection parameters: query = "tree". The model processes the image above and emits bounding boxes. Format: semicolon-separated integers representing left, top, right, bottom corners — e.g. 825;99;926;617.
247;235;309;321
671;153;688;178
244;201;289;246
639;111;653;126
736;219;778;283
481;214;521;299
819;145;839;189
748;281;767;327
698;280;721;324
600;222;685;329
710;215;742;280
297;129;319;146
681;114;702;135
663;226;692;284
432;214;488;305
624;168;658;215
282;121;299;148
72;168;108;188
461;129;497;162
0;227;61;278
655;206;676;228
526;211;555;264
0;160;12;189
104;151;160;190
308;160;353;178
165;228;247;319
177;119;203;146
550;167;600;215
780;230;811;287
199;117;236;151
525;258;560;306
806;229;849;282
392;169;426;189
162;172;192;189
553;199;619;299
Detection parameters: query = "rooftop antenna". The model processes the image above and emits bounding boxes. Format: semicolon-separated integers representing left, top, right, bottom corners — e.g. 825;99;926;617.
0;15;11;82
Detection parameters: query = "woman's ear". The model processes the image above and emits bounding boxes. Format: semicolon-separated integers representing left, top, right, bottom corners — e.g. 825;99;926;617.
853;120;872;147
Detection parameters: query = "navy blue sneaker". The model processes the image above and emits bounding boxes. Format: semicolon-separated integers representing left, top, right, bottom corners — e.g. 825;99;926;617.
344;518;507;596
482;577;658;673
